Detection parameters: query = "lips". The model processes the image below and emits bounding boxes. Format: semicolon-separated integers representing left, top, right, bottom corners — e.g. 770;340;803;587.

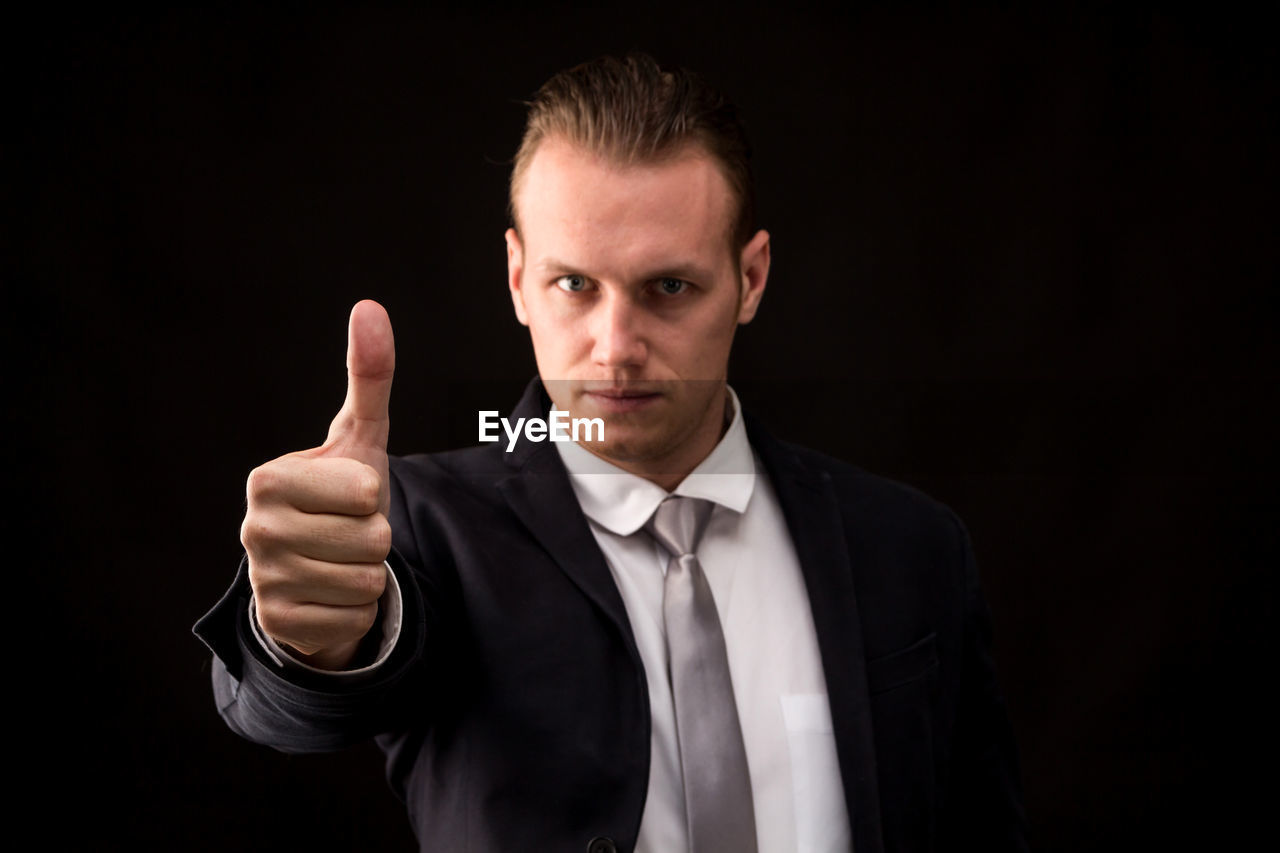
584;387;660;398
580;385;664;413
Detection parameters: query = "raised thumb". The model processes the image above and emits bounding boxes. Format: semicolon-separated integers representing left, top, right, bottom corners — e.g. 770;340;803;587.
325;299;395;453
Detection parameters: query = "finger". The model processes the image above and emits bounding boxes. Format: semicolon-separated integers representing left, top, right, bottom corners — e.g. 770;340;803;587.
256;600;380;655
247;455;382;516
328;299;395;451
250;556;387;607
244;506;391;564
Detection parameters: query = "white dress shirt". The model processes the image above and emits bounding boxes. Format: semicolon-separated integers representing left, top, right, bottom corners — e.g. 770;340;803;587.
254;387;851;851
554;388;851;853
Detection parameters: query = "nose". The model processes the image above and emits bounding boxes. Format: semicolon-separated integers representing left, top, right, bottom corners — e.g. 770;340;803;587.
590;290;648;369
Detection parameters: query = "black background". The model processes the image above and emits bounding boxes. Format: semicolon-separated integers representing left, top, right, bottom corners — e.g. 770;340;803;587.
11;3;1276;850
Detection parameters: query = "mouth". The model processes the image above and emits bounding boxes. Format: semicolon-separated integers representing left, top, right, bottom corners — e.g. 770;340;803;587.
580;386;664;414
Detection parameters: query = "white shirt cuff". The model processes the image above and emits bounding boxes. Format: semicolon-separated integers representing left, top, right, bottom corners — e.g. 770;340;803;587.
247;560;403;676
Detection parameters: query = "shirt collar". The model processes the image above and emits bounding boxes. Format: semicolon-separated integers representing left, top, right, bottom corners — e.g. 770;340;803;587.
554;386;756;536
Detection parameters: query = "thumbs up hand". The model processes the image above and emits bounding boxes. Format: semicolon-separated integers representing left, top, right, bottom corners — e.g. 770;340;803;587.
242;301;395;671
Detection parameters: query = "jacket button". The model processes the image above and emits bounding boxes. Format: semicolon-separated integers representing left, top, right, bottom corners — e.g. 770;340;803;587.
586;837;617;853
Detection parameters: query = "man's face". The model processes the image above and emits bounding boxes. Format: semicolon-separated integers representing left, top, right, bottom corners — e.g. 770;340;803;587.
506;137;769;479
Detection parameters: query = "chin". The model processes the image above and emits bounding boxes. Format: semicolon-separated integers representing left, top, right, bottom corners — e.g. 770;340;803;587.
586;421;682;461
588;440;681;473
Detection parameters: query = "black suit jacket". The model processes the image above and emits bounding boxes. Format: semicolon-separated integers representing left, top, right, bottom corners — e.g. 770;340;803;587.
195;379;1028;852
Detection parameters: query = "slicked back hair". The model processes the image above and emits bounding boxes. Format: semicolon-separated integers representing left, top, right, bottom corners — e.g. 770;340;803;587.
509;53;757;256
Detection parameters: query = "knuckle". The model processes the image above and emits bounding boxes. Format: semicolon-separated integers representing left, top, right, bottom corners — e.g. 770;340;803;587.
247;558;286;597
246;558;266;591
355;564;387;602
354;602;379;635
353;468;382;513
240;515;261;550
368;515;393;559
245;464;277;502
240;515;281;552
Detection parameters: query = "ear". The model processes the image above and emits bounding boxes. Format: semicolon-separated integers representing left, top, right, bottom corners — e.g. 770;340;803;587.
505;227;529;326
736;228;770;324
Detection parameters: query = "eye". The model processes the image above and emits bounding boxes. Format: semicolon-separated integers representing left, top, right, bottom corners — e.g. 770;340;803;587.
555;275;588;293
656;278;689;295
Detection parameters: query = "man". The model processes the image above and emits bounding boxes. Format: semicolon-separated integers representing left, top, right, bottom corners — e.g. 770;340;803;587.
196;54;1028;852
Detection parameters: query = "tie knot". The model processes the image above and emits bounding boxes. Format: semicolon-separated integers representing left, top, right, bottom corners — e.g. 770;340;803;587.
646;496;714;558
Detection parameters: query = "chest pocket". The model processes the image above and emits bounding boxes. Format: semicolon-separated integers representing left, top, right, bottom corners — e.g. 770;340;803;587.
866;632;938;695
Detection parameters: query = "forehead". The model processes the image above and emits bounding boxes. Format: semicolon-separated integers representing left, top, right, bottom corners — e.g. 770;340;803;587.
514;138;736;274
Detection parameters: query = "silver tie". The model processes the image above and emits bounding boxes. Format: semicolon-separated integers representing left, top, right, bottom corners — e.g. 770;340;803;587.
647;496;758;853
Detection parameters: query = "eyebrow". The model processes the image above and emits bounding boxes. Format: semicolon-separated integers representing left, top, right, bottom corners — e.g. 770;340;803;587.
535;258;717;283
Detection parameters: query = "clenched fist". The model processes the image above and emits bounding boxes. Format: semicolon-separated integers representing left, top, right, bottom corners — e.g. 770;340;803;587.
241;300;395;670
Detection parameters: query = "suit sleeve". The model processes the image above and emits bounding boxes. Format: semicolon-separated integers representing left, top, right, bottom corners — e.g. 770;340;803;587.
938;517;1031;850
193;548;428;753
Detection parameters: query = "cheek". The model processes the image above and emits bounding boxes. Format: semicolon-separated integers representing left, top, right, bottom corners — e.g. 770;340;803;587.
527;308;583;368
685;306;738;364
527;290;575;328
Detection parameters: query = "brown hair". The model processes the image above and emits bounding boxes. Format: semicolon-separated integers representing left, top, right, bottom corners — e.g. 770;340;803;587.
509;53;757;253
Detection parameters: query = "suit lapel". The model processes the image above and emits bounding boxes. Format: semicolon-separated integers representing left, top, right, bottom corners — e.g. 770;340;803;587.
496;379;641;655
747;414;886;853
